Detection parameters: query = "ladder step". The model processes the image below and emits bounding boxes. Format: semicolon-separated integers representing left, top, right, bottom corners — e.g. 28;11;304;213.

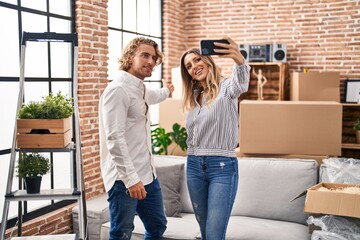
22;32;78;45
5;189;81;201
16;142;76;152
1;31;86;240
10;233;78;240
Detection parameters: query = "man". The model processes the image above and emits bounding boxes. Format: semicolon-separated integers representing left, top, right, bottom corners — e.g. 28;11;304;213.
99;37;174;240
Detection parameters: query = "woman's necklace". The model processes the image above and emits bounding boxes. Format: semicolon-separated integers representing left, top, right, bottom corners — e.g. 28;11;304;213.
200;86;208;95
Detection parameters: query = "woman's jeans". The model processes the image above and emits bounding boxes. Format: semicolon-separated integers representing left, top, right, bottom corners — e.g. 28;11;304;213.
187;155;238;240
107;178;167;240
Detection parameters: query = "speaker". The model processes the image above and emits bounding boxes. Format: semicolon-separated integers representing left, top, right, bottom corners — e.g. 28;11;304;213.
239;44;249;62
271;44;287;62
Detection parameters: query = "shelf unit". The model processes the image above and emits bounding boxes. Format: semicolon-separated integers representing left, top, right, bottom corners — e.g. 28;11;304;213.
0;32;87;240
341;103;360;158
240;62;289;101
341;143;360;150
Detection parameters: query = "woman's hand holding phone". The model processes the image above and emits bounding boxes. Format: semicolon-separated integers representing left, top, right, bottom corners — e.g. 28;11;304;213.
200;36;245;65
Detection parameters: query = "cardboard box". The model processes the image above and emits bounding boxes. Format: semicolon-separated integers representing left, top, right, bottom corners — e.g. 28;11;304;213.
17;118;72;148
290;72;340;102
239;100;342;156
304;182;360;218
171;66;183;100
159;98;187;156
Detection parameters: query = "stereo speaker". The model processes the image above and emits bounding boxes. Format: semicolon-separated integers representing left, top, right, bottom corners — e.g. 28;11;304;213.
239;44;249;62
271;44;287;62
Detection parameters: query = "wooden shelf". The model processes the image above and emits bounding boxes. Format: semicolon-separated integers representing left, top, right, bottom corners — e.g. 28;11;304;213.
341;143;360;150
241;62;289;101
16;142;76;152
248;62;285;67
342;103;360;107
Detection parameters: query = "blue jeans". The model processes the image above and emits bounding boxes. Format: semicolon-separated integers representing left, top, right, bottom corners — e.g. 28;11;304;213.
107;179;167;240
187;155;238;240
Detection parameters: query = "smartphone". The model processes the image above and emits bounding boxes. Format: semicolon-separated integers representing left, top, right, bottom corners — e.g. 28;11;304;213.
200;39;230;55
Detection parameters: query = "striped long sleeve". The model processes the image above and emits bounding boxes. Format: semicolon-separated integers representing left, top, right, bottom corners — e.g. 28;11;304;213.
186;64;250;157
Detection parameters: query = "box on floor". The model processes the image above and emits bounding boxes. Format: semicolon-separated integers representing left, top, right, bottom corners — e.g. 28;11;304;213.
304;182;360;218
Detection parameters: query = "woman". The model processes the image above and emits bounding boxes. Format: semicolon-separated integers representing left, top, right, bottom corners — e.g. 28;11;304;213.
180;36;250;240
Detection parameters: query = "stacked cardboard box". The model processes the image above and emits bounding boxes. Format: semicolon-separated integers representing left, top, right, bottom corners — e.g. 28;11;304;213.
290;72;340;102
159;98;187;156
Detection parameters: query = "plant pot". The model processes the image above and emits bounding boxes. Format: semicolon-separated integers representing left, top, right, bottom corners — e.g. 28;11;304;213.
24;176;42;194
17;117;72;148
357;131;360;144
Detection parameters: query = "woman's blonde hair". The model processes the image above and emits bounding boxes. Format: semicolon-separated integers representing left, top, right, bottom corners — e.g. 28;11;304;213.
180;48;222;110
118;37;163;71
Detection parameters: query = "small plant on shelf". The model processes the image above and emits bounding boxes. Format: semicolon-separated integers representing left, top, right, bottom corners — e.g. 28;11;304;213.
16;91;74;148
353;119;360;144
16;152;51;194
353;119;360;131
18;91;73;119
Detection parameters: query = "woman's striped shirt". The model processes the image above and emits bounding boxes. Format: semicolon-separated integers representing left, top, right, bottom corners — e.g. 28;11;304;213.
186;64;250;157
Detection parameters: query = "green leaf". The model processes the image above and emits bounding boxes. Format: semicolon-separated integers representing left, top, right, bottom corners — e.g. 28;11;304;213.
151;123;188;155
354;119;360;130
18;91;74;119
169;123;187;151
16;152;51;178
151;127;172;155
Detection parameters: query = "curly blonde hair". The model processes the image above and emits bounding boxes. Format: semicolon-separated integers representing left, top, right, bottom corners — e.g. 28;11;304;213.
180;48;222;111
118;37;163;71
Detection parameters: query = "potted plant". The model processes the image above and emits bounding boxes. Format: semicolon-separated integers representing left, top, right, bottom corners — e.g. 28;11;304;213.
16;152;51;194
353;119;360;144
168;123;187;153
151;123;187;155
17;91;74;148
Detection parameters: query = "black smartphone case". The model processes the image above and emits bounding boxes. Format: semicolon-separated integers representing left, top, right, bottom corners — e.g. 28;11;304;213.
200;39;229;55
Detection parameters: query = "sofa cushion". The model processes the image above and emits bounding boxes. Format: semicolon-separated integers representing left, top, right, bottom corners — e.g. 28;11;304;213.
101;213;200;240
154;155;187;167
101;214;310;240
156;163;184;217
72;193;109;240
232;158;318;225
226;216;310;240
153;155;194;213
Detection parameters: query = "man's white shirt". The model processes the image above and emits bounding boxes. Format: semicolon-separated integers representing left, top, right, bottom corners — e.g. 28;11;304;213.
99;70;169;192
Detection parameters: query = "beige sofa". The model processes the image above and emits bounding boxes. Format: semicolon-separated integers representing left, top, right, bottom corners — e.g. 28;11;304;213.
74;155;318;240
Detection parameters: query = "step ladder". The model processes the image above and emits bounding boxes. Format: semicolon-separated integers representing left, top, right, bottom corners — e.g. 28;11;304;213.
0;32;87;240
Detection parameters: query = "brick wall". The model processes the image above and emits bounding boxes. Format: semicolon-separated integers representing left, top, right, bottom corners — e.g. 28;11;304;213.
162;0;360;99
5;205;76;238
75;0;108;200
162;0;187;81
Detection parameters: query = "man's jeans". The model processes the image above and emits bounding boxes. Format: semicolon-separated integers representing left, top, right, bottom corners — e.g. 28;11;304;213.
187;155;238;240
107;179;167;240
